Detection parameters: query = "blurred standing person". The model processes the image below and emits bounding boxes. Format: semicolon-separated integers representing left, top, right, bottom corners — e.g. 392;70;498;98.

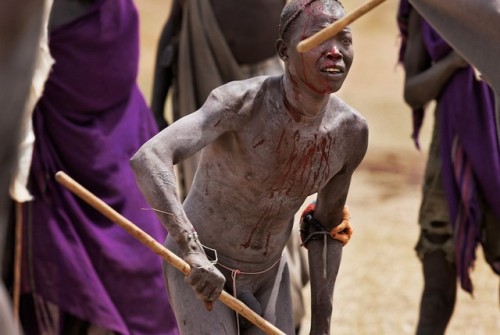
150;1;310;333
2;0;53;331
398;1;500;334
0;0;46;334
14;0;180;334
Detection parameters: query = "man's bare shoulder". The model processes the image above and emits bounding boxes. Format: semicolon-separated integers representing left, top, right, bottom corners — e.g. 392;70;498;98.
326;95;369;166
207;75;279;116
327;95;368;133
213;75;276;98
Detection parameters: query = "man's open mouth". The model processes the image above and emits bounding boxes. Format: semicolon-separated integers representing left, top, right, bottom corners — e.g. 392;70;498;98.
321;66;343;74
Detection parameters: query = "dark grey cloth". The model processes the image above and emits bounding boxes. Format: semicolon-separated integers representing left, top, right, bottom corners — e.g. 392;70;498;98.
176;0;244;198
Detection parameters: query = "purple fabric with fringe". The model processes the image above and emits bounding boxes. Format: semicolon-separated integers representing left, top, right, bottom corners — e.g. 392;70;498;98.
397;0;500;293
22;0;179;334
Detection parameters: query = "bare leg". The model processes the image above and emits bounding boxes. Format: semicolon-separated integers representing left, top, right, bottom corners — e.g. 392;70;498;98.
246;261;294;335
416;247;457;335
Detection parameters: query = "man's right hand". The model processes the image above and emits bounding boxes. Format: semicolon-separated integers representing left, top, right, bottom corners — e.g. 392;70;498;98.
184;251;226;311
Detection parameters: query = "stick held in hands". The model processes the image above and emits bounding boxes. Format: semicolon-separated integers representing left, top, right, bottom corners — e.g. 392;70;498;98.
54;171;285;335
297;0;386;53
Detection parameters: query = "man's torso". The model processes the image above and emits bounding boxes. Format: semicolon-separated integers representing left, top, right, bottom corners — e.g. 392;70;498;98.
184;76;358;269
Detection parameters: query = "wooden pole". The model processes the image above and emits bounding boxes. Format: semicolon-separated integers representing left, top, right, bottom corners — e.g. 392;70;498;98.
12;201;22;325
297;0;387;53
54;171;285;335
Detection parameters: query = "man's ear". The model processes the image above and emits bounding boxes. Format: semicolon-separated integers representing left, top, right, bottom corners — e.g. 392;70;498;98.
276;38;288;62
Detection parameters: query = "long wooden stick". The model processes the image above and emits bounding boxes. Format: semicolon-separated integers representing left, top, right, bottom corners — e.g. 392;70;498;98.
55;171;285;335
297;0;387;53
13;201;22;325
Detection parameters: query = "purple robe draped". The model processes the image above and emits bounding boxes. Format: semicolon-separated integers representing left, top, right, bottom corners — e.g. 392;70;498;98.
22;0;179;334
398;0;500;293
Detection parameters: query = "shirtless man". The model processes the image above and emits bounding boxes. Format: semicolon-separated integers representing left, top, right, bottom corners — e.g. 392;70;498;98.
131;0;368;333
152;2;309;332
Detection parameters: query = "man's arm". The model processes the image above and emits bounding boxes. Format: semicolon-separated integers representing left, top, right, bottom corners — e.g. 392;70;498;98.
130;87;239;308
402;10;468;110
150;0;183;130
305;177;347;335
306;115;368;334
409;0;500;93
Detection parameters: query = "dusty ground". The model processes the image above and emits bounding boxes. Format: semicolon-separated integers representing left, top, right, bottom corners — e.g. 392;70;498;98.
136;1;499;334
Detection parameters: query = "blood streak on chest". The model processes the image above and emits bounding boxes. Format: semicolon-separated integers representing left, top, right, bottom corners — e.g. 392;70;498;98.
241;201;282;253
267;130;334;199
252;139;266;148
242;129;333;253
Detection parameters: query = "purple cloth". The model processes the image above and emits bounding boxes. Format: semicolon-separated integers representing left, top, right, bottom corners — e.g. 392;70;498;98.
22;0;179;334
398;0;500;293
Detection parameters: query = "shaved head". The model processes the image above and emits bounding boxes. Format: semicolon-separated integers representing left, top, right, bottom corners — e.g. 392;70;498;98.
279;0;343;42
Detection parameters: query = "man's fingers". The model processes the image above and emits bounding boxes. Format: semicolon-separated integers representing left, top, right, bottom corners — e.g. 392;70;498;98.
330;220;347;236
332;233;350;245
200;283;222;302
330;219;353;245
186;263;225;307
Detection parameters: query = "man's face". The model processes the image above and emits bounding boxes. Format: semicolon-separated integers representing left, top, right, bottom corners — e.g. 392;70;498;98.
284;2;354;95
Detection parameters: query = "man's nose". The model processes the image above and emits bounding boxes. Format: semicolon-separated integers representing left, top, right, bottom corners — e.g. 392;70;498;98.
325;45;342;59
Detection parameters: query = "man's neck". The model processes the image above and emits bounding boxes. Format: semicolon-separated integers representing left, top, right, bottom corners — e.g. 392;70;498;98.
281;74;329;121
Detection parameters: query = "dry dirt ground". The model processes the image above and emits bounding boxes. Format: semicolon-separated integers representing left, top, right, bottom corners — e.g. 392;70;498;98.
136;1;499;334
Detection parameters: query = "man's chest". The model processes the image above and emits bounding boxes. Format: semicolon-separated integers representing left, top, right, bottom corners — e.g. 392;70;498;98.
229;126;344;197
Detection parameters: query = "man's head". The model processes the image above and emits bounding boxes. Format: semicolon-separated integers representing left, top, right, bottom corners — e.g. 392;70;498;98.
277;0;353;95
278;0;344;43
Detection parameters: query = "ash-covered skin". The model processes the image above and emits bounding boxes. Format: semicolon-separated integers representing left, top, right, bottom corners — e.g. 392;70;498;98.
131;0;368;333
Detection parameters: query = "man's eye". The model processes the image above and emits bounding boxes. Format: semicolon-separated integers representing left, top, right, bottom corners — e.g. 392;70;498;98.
339;33;352;45
342;38;352;45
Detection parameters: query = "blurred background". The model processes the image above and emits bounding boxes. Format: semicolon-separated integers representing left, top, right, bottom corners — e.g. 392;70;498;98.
135;1;499;334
